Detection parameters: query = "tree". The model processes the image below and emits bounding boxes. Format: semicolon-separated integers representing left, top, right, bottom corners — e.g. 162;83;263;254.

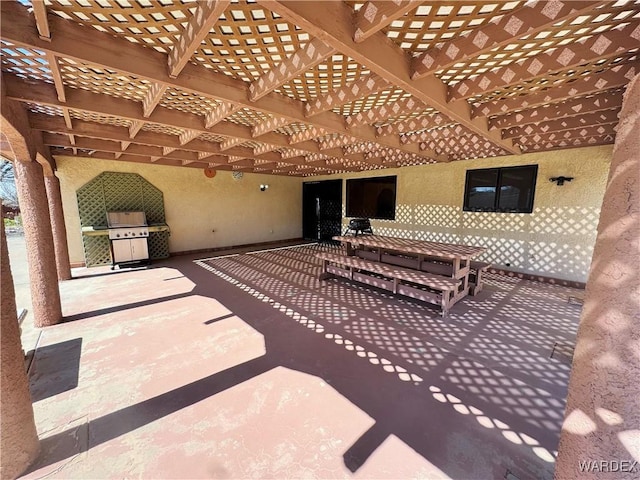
0;159;19;209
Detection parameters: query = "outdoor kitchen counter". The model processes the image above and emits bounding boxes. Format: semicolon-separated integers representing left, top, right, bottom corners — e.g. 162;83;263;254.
81;224;171;236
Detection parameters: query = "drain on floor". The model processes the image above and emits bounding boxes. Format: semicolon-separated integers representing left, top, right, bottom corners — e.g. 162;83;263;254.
550;341;575;365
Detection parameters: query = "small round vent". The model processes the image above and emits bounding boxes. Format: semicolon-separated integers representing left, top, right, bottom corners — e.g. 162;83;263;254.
232;171;244;181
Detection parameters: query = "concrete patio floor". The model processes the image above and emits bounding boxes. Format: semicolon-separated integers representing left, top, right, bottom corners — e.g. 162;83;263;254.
15;241;583;479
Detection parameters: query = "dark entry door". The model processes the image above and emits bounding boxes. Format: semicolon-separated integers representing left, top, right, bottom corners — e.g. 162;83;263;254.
302;180;342;241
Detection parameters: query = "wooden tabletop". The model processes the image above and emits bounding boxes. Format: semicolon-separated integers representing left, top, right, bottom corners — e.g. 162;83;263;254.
333;235;486;260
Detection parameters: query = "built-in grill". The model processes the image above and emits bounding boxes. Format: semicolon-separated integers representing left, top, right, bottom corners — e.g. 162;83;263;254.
106;211;149;269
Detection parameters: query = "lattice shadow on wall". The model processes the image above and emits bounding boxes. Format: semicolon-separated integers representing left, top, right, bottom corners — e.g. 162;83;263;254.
341;203;601;280
76;172;169;266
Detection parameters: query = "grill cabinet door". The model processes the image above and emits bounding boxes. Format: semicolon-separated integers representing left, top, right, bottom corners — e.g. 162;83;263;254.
112;239;133;263
130;238;149;261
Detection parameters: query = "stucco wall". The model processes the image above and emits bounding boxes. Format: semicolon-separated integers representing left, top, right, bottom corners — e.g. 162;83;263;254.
314;145;612;282
56;156;302;265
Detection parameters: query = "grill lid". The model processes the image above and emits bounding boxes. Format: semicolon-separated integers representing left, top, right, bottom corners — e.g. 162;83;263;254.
106;211;147;228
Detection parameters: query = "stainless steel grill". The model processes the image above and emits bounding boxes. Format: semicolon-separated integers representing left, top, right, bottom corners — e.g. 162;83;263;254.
106;211;149;269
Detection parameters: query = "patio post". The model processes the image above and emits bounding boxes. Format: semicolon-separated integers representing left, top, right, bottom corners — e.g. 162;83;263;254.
13;158;63;327
44;173;72;281
555;74;640;478
0;210;40;478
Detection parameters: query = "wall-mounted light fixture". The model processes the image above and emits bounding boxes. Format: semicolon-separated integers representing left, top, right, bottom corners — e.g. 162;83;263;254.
549;176;574;186
260;184;269;191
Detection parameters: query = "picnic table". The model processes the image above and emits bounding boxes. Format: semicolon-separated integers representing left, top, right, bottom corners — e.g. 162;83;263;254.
332;234;487;302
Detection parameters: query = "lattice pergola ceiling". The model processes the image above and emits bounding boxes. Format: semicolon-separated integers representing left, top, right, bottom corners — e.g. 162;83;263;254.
1;0;638;177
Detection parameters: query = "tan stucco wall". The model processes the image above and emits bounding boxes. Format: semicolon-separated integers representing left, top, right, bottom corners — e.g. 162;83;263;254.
56;156;302;265
314;145;612;283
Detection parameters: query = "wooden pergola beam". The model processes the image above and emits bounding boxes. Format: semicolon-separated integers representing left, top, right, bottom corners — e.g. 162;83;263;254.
354;1;423;43
128;121;144;139
31;0;50;41
472;61;638;118
167;0;230;79
28;114;283;164
450;21;640;101
6;75;315;158
412;1;601;79
259;0;519;154
0;1;436;161
502;109;620;139
61;108;72;129
142;83;168;118
50;147;308;176
46;52;65;102
377;113;453;137
490;89;624;130
249;38;335;101
42;131;321;170
43;132;198;162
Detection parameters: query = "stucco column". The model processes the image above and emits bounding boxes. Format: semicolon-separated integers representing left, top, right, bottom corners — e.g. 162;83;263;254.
44;174;72;281
0;209;40;478
555;76;640;477
13;159;62;327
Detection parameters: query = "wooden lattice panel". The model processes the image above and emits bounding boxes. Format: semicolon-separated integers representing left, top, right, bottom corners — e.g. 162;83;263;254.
141;122;184;137
224;107;270;127
275;54;371;101
489;88;625;130
472;59;639;117
69;109;133;128
198;132;228;143
343;141;384;155
191;2;309;82
379;1;525;52
278;147;307;159
437;2;640;85
332;87;407;116
47;0;195;53
380;112;453;136
518;134;616;152
159;87;221;116
418;124;511;160
344;95;426;128
274;122;309;135
25;102;64;117
58;57;151;103
468;52;639;104
375;106;437;128
514;124;617;146
0;40;52;83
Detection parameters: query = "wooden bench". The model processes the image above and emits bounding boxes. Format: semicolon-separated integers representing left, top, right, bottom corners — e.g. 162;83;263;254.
316;253;461;317
469;261;491;296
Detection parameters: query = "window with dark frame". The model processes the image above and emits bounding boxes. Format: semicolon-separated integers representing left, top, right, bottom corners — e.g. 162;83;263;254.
463;165;538;213
346;175;397;220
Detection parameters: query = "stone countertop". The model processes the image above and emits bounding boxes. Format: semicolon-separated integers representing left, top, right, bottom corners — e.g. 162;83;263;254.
81;224;171;236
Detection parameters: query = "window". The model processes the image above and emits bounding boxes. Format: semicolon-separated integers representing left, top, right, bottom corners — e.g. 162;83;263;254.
463;165;538;213
346;175;397;220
